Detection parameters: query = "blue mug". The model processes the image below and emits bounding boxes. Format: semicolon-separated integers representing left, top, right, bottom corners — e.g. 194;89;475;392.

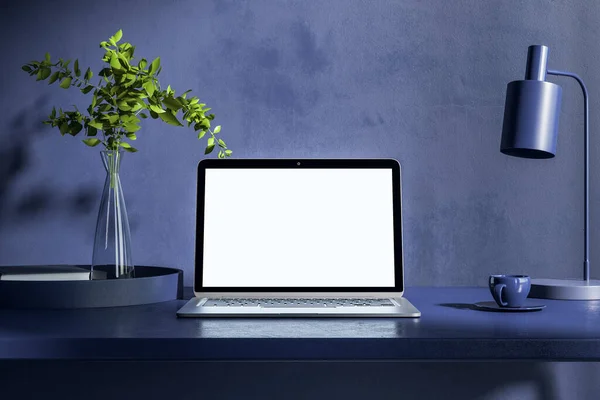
489;275;531;307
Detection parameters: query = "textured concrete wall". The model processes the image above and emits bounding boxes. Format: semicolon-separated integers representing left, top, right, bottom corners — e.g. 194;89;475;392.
2;1;600;399
1;0;599;287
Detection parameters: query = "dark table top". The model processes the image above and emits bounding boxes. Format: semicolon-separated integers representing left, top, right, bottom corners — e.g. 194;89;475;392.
1;287;599;361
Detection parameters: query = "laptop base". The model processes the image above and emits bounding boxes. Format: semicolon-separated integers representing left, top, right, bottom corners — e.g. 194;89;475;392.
176;296;421;317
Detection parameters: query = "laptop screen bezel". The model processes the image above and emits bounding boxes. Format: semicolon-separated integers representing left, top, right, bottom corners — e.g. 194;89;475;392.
194;159;404;293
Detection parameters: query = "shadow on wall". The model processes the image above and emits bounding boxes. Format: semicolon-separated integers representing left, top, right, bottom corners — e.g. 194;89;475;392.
0;97;101;231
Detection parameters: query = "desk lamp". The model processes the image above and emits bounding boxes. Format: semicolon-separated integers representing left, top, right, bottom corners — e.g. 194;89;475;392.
500;44;600;300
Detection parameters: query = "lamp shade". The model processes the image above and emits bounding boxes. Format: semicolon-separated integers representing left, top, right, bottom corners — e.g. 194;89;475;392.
500;45;563;159
501;80;562;158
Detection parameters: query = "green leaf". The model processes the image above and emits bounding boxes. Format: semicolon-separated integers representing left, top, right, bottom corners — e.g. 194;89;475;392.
119;142;138;152
98;68;112;77
119;114;136;124
138;58;147;70
59;77;72;89
149;104;165;114
117;101;132;111
69;121;83;135
207;137;215;146
126;133;137;140
124;123;140;133
110;54;121;70
218;150;225;159
225;149;232;156
143;81;155;97
85;68;93;81
162;96;181;111
50;107;56;119
59;122;69;135
88;120;103;129
86;126;98;136
45;52;51;63
111;29;123;43
204;143;215;155
81;85;94;94
48;71;60;84
117;53;131;69
106;114;119;124
139;112;148;119
158;110;183;126
83;138;101;147
149;57;160;75
213;125;221;134
197;130;206;139
91;92;98;108
21;65;32;72
149;110;159;119
74;59;80;77
217;139;226;148
37;67;51;81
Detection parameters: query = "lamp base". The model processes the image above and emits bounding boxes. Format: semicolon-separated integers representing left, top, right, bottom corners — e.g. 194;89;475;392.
529;278;600;300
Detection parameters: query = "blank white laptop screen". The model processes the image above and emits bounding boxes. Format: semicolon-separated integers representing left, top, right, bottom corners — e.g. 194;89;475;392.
202;168;395;287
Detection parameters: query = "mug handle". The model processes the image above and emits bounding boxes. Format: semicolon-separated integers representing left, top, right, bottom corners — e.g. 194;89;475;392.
494;284;508;307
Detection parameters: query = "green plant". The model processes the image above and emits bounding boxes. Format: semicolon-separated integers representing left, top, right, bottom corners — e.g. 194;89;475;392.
21;29;231;158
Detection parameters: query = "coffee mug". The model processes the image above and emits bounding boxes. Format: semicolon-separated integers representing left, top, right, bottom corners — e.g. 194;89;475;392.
489;275;531;307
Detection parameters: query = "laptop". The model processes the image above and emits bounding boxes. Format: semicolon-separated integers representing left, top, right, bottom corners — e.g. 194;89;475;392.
176;159;421;317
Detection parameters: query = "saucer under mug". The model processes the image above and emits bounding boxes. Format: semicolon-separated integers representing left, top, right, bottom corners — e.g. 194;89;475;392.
474;301;545;312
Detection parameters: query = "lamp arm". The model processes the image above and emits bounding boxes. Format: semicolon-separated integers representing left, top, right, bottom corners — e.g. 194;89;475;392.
547;69;590;281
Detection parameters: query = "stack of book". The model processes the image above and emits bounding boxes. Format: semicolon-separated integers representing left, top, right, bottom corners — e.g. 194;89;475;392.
0;265;107;281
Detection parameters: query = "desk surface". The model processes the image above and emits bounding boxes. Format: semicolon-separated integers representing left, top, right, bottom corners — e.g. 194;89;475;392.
1;287;599;361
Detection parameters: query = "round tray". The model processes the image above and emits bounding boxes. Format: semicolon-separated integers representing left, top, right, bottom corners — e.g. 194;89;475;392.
0;265;183;309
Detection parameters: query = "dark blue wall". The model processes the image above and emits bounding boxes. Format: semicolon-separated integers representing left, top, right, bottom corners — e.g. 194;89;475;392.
1;0;599;285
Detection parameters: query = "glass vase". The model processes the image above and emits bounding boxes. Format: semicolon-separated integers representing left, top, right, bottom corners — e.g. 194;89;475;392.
91;150;134;279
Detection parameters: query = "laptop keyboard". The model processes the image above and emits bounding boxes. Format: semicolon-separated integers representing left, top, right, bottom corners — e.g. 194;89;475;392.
203;298;396;308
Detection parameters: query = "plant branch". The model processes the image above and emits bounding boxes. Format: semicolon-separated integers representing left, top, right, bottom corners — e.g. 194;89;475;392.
21;29;230;157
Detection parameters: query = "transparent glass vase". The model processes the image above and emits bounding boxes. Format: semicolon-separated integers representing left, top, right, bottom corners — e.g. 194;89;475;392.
91;150;134;279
